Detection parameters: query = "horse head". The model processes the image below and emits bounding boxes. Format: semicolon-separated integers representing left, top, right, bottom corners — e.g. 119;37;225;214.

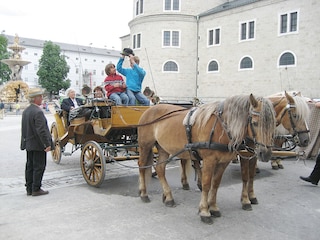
247;94;276;162
278;91;310;147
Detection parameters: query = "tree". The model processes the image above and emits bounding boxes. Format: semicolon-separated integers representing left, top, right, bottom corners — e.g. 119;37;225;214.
37;41;70;99
0;35;12;84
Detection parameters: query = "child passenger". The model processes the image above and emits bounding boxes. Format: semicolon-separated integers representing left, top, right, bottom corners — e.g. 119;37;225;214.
104;63;129;105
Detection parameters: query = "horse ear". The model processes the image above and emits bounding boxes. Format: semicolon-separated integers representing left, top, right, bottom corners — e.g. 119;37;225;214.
249;94;258;108
285;91;295;104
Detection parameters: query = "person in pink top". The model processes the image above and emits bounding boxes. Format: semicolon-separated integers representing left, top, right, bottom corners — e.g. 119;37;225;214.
104;63;129;105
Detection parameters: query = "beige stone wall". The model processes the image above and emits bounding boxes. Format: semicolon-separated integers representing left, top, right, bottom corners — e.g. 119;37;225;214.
125;0;320;102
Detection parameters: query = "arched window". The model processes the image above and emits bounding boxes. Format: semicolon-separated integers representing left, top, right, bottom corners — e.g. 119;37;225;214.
163;61;178;72
240;56;253;69
279;52;295;66
208;60;219;72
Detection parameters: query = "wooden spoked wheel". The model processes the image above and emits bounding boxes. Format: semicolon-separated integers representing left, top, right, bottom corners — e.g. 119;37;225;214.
80;141;106;187
50;122;62;164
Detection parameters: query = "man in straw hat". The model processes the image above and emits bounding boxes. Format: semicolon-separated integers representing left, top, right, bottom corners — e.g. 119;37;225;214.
20;88;53;196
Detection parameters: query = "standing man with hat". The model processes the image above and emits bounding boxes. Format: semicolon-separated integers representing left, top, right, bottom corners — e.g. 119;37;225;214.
117;48;150;106
20;88;53;196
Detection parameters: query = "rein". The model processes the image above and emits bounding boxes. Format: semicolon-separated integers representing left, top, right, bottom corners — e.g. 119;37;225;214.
115;107;189;128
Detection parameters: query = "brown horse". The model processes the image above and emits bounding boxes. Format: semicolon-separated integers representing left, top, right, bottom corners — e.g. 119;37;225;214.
137;94;276;224
238;91;310;210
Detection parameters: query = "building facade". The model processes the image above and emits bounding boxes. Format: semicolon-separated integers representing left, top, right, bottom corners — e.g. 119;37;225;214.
4;35;120;94
123;0;320;102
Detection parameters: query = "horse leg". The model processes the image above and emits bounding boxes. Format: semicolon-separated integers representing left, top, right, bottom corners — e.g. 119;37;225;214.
180;159;202;191
248;157;258;205
138;146;154;203
198;159;215;224
240;157;254;211
193;160;202;191
180;159;190;190
155;146;175;207
208;161;229;218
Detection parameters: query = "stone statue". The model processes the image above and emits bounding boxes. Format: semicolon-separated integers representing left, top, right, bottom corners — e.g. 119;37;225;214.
12;65;23;80
14;34;19;46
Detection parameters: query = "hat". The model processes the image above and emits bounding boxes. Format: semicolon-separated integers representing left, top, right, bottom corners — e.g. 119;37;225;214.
28;88;44;97
120;48;134;56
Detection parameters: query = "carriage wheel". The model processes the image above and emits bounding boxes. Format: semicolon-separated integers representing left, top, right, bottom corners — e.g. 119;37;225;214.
50;122;62;164
80;141;106;187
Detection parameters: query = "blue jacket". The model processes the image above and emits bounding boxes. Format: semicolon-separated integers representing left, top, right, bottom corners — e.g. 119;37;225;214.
117;58;146;92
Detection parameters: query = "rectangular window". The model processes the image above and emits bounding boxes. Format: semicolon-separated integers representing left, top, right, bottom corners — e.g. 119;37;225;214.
208;30;213;45
163;30;180;47
164;0;180;11
249;21;254;39
240;20;255;41
280;14;287;33
279;11;298;34
135;0;144;16
215;29;220;44
290;12;297;32
133;33;141;49
208;28;220;46
241;23;247;40
172;31;179;46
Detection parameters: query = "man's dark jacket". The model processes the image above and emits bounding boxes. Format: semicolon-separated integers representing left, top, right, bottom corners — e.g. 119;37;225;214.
20;104;53;151
61;98;83;112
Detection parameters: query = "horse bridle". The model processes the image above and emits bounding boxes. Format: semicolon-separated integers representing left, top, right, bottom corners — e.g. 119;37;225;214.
277;103;309;145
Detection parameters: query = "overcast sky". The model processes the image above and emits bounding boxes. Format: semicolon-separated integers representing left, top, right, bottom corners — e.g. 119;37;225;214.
0;0;133;50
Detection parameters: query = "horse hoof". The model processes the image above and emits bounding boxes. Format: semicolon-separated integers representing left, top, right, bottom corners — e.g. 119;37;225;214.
278;165;284;169
164;200;175;207
255;167;260;173
140;196;150;203
197;184;202;191
200;216;213;224
182;184;190;190
250;198;258;205
210;210;221;218
272;165;279;170
162;194;175;207
242;203;253;211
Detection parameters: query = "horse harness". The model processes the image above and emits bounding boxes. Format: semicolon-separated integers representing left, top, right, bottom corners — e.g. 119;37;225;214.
184;103;257;163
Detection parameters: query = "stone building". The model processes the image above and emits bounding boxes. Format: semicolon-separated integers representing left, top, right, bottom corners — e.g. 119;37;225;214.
122;0;320;102
4;35;120;94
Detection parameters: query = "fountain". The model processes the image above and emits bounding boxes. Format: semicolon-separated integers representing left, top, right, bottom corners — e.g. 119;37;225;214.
0;34;30;103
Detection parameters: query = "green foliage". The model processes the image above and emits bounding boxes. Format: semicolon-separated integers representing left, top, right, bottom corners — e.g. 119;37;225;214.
0;35;12;84
37;41;70;97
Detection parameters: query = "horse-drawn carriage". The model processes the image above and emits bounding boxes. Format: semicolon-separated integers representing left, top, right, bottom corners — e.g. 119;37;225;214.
50;89;311;224
50;97;150;187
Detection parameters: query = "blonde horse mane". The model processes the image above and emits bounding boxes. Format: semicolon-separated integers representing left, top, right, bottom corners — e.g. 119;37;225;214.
183;95;275;150
268;91;310;122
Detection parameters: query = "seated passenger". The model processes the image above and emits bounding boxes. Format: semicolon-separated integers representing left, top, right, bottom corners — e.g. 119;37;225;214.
92;86;110;119
61;88;90;123
116;49;150;106
104;63;129;105
93;86;105;98
61;88;84;112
